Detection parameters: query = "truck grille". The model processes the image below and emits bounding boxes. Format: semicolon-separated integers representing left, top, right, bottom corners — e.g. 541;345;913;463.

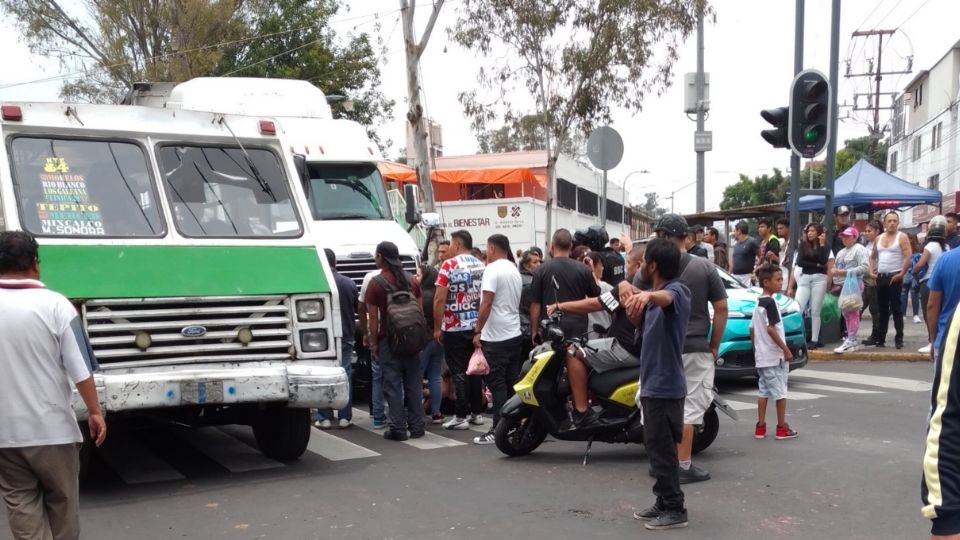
84;296;293;366
337;255;417;289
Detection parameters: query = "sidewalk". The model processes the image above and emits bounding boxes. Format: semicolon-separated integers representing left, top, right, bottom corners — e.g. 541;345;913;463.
811;309;931;362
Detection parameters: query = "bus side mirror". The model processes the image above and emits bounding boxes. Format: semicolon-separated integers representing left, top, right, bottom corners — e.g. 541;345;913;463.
404;183;421;225
293;154;309;187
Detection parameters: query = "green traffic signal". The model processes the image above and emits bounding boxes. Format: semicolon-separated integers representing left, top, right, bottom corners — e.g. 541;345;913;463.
803;127;820;142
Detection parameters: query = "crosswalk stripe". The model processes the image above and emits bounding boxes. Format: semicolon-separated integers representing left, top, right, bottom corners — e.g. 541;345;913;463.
729;390;826;401
793;369;932;392
791;382;882;394
99;432;185;484
307;428;381;461
178;427;285;473
350;408;466;449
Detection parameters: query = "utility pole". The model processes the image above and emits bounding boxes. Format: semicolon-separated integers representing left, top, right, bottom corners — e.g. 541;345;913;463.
845;29;911;155
400;0;445;213
788;0;803;266
694;11;706;213
823;0;841;244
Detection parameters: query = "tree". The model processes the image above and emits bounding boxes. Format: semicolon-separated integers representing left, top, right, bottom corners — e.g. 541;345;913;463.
217;0;395;150
476;113;583;155
452;0;708;248
0;0;394;148
401;0;445;213
643;192;668;219
719;169;787;210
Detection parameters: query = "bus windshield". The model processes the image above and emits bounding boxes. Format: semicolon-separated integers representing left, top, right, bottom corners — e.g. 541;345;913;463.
305;163;392;221
157;145;301;238
10;137;165;237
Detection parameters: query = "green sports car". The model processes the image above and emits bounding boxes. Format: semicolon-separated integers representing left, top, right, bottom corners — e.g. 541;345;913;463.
711;267;809;379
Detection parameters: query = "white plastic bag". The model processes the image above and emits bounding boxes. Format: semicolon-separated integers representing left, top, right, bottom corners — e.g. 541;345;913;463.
466;346;490;376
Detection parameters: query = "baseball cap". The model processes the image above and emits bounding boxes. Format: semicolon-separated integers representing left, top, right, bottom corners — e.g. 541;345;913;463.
375;241;402;266
840;226;859;238
837;205;850;216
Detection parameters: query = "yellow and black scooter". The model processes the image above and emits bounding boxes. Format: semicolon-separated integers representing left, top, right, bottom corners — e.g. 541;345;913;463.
495;313;736;463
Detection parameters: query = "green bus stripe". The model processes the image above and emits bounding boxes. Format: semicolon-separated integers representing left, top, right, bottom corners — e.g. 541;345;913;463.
38;245;327;299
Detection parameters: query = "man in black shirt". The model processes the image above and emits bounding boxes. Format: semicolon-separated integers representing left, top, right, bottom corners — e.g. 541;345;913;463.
529;229;602;342
547;282;642;427
731;221;760;287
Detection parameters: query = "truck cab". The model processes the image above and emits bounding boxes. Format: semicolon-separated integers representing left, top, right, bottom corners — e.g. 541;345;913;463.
0;102;347;468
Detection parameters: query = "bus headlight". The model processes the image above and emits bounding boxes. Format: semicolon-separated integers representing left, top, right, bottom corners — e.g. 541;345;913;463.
300;329;329;352
296;299;324;322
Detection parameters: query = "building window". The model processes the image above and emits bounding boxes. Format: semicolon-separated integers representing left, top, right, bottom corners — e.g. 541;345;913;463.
932;122;942;150
889;150;898;172
913;84;923;110
462;184;504;200
928;174;940;191
913;136;922;161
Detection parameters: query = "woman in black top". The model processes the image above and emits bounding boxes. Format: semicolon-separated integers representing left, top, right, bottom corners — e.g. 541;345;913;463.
788;223;832;349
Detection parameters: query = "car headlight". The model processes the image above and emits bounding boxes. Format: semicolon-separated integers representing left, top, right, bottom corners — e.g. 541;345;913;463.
296;299;324;322
300;329;329;352
782;299;801;315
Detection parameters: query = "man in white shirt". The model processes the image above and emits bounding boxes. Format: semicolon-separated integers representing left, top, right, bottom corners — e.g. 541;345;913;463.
0;231;106;540
472;234;522;444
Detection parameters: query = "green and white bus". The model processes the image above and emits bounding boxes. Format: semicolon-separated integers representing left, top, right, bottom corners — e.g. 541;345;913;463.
0;101;346;464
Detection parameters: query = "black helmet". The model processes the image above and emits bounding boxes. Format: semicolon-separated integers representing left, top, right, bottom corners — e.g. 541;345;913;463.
654;213;689;238
928;216;947;241
574;225;610;251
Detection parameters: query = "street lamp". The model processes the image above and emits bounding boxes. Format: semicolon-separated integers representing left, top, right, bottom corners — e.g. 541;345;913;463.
663;180;698;213
620;169;653;212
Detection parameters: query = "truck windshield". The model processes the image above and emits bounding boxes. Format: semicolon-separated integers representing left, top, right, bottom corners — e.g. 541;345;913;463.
157;145;301;238
10;137;165;237
305;163;392;220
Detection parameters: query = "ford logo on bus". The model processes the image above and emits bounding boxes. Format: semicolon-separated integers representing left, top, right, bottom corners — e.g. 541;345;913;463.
181;325;208;338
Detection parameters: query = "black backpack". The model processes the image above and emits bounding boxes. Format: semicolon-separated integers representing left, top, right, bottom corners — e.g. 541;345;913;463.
374;274;430;356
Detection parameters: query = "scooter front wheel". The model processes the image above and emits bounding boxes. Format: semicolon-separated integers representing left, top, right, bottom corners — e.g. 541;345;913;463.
494;411;548;457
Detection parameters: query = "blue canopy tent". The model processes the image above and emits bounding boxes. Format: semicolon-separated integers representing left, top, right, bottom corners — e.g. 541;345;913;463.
786;158;943;212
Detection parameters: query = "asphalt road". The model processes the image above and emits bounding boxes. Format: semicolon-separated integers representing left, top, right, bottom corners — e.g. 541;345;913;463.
0;361;935;539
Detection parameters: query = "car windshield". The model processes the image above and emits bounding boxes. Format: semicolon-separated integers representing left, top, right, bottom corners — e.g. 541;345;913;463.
305;163;391;220
715;265;746;290
158;145;301;238
10;137;165;237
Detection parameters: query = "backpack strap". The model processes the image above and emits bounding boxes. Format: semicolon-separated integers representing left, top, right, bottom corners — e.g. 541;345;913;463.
374;273;414;295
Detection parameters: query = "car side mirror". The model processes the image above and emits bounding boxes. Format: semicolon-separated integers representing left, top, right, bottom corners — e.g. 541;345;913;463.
421;212;441;227
404;183;421;225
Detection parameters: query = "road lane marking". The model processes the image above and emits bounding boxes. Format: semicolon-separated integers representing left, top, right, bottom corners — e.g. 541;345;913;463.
179;427;285;473
350;408;466;449
99;432;185;484
306;428;381;461
792;369;932;392
791;382;882;394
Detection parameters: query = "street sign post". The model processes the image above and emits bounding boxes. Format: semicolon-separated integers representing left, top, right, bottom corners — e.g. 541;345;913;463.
587;126;624;226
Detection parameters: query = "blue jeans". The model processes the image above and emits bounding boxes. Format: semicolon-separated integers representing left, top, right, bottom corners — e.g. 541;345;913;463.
420;340;443;416
317;337;355;422
379;338;425;433
371;352;385;424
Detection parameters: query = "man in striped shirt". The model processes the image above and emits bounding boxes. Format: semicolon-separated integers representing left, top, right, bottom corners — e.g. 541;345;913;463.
0;231;106;540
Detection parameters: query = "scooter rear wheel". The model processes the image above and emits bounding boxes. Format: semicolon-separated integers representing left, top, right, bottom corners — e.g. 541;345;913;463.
692;408;719;454
494;412;548;457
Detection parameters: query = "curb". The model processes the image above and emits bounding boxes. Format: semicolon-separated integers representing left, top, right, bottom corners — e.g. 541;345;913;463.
809;349;930;362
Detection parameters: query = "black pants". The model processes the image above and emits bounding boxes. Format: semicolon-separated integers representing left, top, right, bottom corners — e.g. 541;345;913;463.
379;338;426;434
481;335;523;427
443;331;485;418
876;274;904;345
920;281;932;323
641;397;685;511
861;284;879;339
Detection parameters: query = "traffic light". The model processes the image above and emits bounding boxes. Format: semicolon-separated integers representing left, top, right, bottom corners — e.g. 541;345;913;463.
760;107;789;149
788;69;831;158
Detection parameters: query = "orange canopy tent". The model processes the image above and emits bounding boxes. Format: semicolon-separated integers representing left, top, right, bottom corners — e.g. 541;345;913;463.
377;161;547;201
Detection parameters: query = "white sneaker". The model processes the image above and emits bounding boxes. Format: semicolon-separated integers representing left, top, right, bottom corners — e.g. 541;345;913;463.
914;315;923;324
834;339;858;354
468;414;485;426
919;344;932;354
443;417;469;430
338;418;352;429
315;419;332;429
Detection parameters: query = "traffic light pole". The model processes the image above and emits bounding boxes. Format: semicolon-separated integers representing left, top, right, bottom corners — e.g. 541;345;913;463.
695;11;705;213
823;0;841;244
788;0;804;268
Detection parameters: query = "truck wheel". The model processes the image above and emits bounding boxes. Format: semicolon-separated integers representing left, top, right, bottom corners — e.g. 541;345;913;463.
494;411;547;457
253;408;311;461
692;408;719;455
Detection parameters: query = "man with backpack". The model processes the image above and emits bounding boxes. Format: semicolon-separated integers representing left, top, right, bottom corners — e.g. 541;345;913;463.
365;241;429;441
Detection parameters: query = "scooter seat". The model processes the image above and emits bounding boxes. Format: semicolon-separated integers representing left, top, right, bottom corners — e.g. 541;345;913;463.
588;365;643;398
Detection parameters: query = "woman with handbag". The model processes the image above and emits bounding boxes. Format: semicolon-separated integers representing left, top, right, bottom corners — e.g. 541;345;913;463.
788;223;833;349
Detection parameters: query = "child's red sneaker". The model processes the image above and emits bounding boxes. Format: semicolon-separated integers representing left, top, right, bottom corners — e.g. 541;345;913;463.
755;423;766;439
775;423;798;440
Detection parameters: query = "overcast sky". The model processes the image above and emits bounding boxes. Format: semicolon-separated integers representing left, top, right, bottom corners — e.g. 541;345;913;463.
2;0;957;214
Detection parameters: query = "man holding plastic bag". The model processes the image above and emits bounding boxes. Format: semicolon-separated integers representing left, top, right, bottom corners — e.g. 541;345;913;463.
830;227;869;353
472;234;522;445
